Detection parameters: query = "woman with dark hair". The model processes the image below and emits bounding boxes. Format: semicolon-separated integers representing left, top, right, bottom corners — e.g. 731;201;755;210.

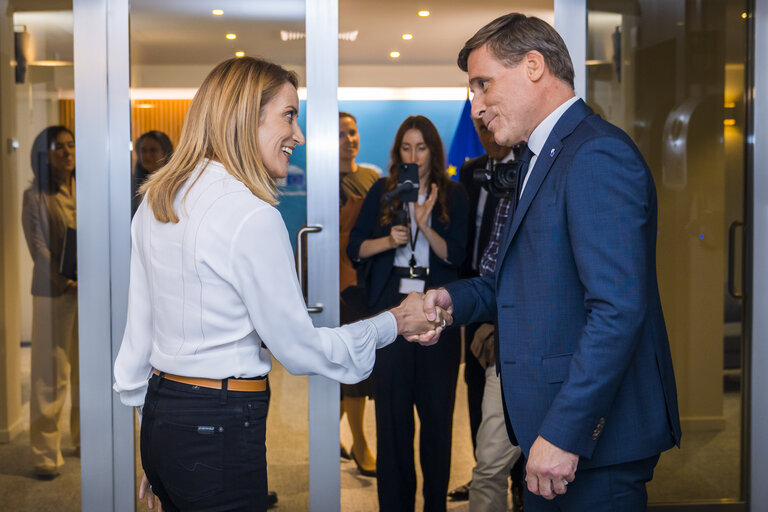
348;115;469;512
21;125;79;479
132;130;173;214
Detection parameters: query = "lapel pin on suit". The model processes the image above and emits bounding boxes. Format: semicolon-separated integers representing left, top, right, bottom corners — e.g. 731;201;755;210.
550;148;556;157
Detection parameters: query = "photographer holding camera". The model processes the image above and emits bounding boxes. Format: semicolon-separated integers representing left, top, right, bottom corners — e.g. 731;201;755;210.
348;115;469;512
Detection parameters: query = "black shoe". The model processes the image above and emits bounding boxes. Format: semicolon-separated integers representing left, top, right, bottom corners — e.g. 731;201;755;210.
511;479;524;512
447;480;471;501
340;445;351;460
350;450;376;477
267;490;278;508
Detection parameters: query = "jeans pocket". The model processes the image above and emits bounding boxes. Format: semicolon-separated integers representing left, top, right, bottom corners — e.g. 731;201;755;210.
153;417;226;503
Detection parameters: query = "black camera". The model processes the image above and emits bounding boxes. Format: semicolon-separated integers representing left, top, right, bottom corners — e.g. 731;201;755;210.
384;163;419;225
473;160;524;198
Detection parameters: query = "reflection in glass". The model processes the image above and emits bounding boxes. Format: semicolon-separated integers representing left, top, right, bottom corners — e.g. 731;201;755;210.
0;8;80;511
587;0;748;503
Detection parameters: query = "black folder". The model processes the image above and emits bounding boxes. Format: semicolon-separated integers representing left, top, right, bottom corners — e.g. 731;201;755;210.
59;227;77;281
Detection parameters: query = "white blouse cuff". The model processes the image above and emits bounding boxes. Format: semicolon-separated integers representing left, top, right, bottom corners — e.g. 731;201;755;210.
370;311;398;349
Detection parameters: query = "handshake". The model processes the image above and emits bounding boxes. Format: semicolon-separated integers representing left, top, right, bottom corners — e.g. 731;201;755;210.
389;288;454;346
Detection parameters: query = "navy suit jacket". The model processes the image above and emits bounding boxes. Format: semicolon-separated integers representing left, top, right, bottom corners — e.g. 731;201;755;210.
348;178;469;308
445;99;682;469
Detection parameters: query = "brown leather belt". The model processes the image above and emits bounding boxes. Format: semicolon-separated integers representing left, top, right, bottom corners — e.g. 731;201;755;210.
153;369;267;392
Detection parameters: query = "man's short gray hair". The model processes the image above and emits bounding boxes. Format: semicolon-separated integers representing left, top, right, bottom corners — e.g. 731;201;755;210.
458;13;575;89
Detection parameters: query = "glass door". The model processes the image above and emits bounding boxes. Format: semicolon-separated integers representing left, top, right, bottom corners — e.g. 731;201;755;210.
125;1;341;510
0;6;81;510
586;0;749;507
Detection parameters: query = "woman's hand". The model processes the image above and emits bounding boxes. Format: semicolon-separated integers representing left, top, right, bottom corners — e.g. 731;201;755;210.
139;472;163;511
413;183;438;229
389;225;409;248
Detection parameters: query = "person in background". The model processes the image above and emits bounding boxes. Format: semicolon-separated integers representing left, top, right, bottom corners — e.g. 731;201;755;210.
132;130;173;214
338;111;379;476
450;118;524;511
22;125;79;479
348;115;469;512
113;57;447;512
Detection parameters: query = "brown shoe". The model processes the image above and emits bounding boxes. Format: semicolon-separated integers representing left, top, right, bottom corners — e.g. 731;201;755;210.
511;478;524;512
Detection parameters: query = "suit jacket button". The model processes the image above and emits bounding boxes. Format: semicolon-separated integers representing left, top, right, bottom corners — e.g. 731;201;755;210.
598;417;606;425
591;432;599;440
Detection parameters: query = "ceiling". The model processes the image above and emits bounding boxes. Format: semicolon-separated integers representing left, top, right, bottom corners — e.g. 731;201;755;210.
15;1;554;70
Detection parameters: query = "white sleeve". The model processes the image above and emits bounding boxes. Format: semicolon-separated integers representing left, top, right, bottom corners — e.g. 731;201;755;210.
113;215;154;407
230;206;396;383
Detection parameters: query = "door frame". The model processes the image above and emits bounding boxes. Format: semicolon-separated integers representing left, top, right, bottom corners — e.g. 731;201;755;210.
74;0;342;510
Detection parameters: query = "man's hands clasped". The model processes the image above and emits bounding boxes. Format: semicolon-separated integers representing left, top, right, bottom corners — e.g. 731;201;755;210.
391;290;453;345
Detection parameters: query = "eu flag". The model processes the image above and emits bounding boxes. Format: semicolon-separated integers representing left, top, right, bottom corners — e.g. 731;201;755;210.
446;98;484;181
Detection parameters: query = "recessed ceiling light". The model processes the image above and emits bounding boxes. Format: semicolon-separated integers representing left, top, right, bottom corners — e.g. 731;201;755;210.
402;33;413;40
741;11;748;18
390;51;401;59
212;9;224;16
418;10;430;17
226;33;237;40
137;104;155;109
235;51;245;58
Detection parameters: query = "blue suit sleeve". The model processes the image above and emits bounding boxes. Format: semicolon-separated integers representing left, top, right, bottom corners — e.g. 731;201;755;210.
538;137;653;458
444;274;497;326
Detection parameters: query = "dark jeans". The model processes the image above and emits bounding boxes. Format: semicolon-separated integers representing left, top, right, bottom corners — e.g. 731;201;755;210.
141;374;269;512
523;454;660;512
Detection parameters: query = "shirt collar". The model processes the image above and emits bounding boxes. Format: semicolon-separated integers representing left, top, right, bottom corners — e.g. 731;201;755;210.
527;96;579;158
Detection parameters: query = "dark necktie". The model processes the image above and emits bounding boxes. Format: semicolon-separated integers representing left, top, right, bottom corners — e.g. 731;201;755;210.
513;145;535;214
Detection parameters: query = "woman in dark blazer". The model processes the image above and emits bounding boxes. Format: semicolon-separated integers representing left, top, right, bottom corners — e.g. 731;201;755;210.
348;115;469;512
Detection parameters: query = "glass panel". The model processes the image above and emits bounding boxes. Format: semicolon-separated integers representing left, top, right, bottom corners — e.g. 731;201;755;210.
0;7;80;510
128;2;308;510
587;0;748;503
337;2;552;509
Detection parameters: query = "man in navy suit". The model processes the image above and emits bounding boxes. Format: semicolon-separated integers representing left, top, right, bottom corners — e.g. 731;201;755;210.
410;13;682;511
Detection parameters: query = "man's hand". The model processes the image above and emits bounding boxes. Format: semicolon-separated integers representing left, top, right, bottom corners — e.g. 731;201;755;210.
139;472;163;511
391;292;451;342
402;288;454;345
525;436;578;500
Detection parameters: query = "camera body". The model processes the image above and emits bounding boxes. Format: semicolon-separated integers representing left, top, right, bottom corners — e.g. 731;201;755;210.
473;160;524;198
385;163;419;225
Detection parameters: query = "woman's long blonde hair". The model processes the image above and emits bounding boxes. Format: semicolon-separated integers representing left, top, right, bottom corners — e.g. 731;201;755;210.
141;57;298;223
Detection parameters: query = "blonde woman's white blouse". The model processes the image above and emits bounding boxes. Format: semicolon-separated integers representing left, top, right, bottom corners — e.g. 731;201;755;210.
113;160;396;407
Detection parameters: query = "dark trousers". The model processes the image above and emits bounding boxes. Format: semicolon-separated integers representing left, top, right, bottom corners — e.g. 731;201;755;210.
141;374;270;512
372;272;461;512
463;322;486;456
523;454;660;512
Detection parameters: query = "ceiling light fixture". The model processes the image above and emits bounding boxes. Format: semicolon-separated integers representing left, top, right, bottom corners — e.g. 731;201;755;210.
235;51;245;57
402;33;413;40
280;30;358;42
390;51;401;59
418;10;430;17
741;11;748;19
226;33;237;40
212;9;224;16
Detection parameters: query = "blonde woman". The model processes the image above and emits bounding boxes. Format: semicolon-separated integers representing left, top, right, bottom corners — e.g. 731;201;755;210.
113;57;447;511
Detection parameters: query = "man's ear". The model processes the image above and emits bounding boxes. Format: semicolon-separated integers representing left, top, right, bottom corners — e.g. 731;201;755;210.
524;50;546;82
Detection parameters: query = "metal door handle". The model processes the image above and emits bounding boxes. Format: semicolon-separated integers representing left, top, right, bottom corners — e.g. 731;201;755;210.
296;224;324;313
728;220;744;299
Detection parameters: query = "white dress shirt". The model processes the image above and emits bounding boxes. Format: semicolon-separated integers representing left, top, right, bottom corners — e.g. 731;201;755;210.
113;160;397;407
520;96;580;197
